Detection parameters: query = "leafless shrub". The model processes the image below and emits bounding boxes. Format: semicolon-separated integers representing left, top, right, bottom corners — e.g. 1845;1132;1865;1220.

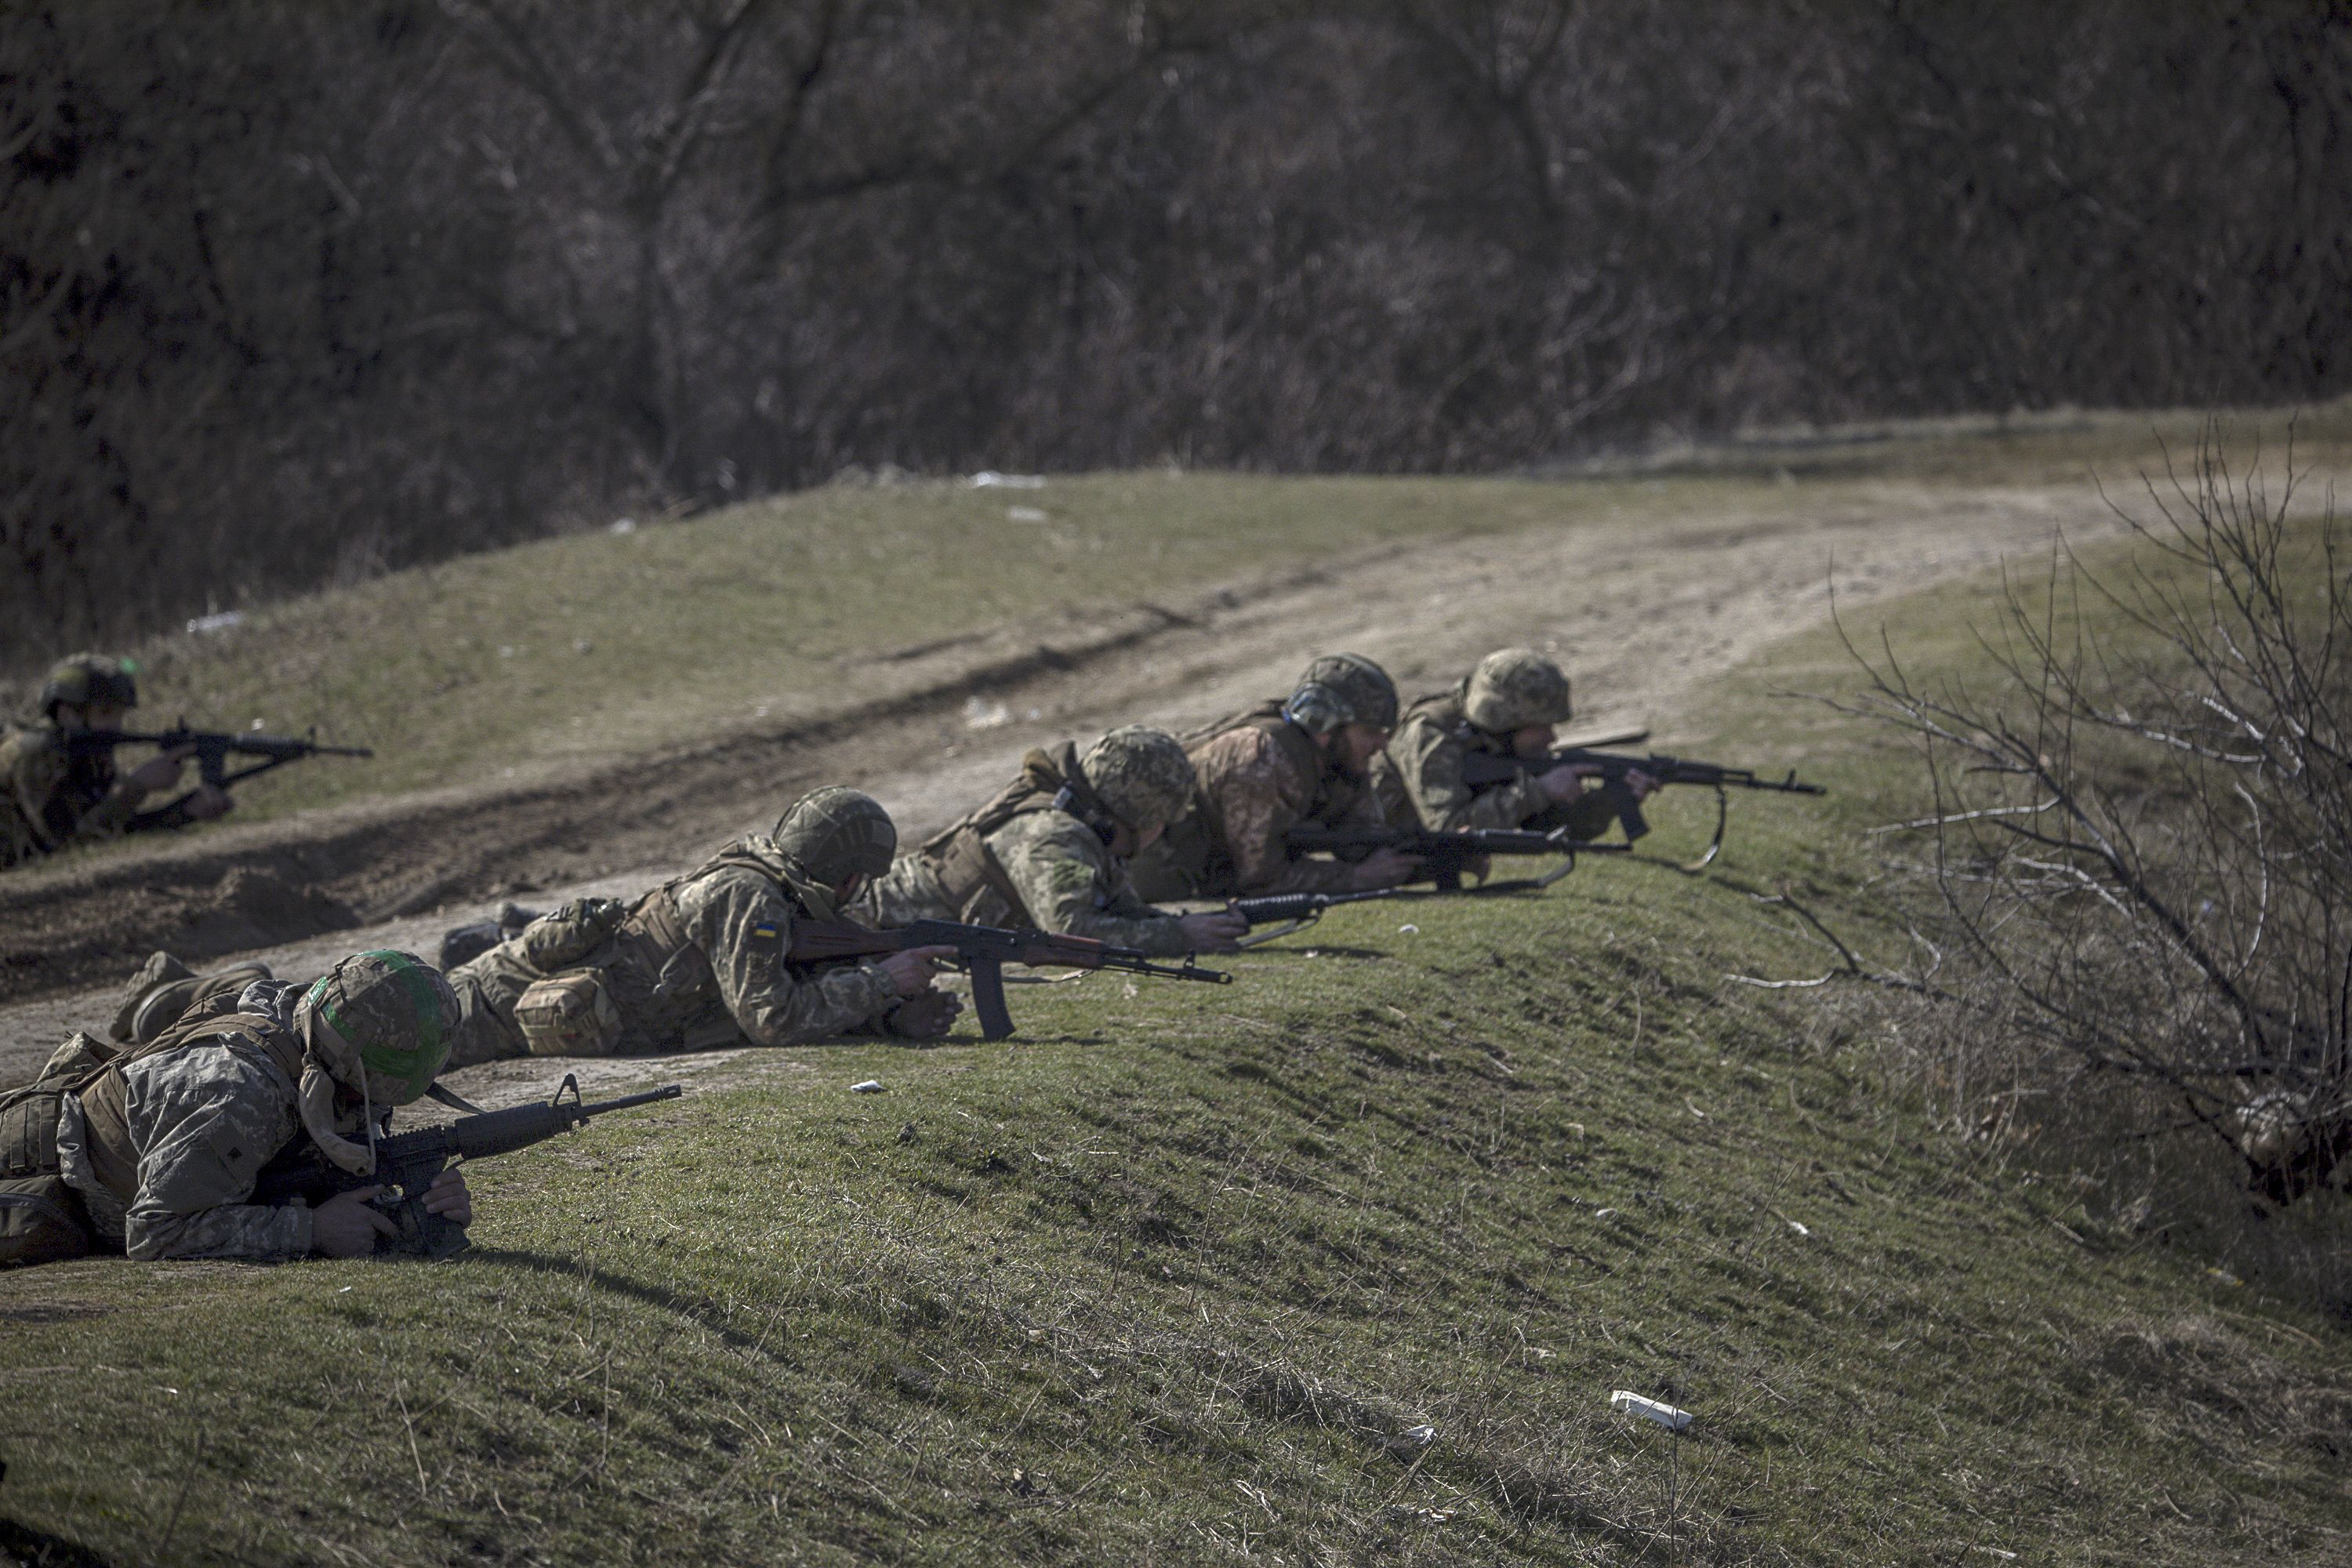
1831;430;2352;1217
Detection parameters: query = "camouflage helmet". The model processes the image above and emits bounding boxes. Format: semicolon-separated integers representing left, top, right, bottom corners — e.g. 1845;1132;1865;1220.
1080;725;1194;832
1462;648;1573;732
1283;652;1399;737
772;786;897;887
38;653;138;716
296;949;460;1109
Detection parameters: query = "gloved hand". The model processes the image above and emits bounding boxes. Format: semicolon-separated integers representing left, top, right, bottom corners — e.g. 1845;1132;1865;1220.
885;989;964;1040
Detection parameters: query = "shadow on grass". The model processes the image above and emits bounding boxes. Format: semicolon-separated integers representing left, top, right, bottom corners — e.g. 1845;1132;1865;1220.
0;1516;119;1568
463;1247;796;1363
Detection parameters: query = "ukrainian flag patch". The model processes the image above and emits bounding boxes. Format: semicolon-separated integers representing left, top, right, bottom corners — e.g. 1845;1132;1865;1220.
753;921;780;943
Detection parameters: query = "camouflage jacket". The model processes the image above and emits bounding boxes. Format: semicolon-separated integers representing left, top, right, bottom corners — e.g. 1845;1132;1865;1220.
56;979;370;1261
447;836;900;1065
1372;690;1616;839
635;840;900;1047
0;721;191;869
1131;704;1382;899
862;809;1192;956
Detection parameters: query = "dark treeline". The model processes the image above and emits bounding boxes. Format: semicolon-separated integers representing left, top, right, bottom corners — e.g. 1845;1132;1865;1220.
5;0;2349;665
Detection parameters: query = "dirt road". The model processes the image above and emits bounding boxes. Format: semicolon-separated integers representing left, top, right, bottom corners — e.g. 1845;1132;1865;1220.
0;478;2129;1086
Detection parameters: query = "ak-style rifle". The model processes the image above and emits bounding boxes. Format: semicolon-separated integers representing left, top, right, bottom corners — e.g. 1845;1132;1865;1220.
788;918;1230;1040
69;725;372;789
1283;825;1627;891
1459;726;1824;866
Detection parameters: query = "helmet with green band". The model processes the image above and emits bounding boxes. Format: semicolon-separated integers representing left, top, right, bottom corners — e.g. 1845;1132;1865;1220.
299;949;458;1107
39;653;140;717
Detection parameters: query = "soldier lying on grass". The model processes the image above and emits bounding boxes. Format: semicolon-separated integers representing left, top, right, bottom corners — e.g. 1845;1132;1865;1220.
2;951;472;1266
437;788;962;1066
859;725;1247;955
1373;647;1660;837
1129;653;1424;903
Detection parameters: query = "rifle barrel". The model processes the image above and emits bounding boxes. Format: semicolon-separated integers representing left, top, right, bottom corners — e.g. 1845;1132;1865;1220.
581;1085;684;1116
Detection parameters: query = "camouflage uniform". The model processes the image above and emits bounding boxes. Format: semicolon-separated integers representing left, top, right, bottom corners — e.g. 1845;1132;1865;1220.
1130;654;1399;901
1372;648;1617;840
445;800;906;1069
2;951;462;1268
0;654;200;869
859;731;1198;955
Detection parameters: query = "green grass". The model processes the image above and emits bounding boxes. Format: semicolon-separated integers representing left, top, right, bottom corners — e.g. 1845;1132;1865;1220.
5;520;2350;1565
25;397;2350;835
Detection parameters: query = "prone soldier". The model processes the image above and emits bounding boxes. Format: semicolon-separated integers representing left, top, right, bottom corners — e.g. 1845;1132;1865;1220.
0;654;232;869
1372;648;1658;837
1129;653;1421;902
0;951;473;1266
440;786;961;1068
859;725;1247;954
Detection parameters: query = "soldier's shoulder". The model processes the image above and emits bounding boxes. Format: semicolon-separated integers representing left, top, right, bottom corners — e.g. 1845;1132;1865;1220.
989;808;1105;864
0;720;64;776
123;1026;299;1105
677;858;794;918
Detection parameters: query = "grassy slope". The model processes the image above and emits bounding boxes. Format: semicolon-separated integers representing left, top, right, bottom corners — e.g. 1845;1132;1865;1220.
40;399;2352;834
5;511;2350;1565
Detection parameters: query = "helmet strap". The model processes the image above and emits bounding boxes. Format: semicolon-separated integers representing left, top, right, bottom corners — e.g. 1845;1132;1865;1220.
297;1001;379;1177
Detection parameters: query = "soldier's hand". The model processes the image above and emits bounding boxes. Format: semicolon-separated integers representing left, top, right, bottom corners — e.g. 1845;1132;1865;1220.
126;743;196;795
1348;847;1421;891
877;945;958;997
312;1185;397;1258
1622;768;1661;802
1537;762;1602;804
423;1168;473;1227
887;989;963;1040
184;783;235;822
1178;907;1248;953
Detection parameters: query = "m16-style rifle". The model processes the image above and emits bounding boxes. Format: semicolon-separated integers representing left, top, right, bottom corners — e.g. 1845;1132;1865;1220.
1283;825;1628;891
70;725;373;791
787;918;1230;1040
249;1076;683;1260
1459;733;1824;867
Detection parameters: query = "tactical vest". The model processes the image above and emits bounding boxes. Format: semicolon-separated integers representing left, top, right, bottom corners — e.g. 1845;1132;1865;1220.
74;1003;309;1203
915;742;1108;925
592;841;816;1047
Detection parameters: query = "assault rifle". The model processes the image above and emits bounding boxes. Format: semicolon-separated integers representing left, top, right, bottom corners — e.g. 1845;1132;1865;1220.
1232;887;1419;948
249;1076;683;1260
1283;826;1627;891
1232;873;1595;948
1459;734;1824;866
787;918;1231;1040
69;725;373;789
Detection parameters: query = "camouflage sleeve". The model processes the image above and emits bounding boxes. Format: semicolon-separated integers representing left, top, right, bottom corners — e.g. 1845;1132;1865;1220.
2;731;72;855
120;1047;314;1261
1387;716;1550;831
986;815;1195;956
683;869;898;1044
1194;728;1356;895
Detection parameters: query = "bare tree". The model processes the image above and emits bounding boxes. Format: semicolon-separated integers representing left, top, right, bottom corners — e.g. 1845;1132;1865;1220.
1833;430;2352;1203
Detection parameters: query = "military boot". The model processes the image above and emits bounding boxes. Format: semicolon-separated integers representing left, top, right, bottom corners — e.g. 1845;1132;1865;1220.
112;953;274;1045
437;902;543;971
